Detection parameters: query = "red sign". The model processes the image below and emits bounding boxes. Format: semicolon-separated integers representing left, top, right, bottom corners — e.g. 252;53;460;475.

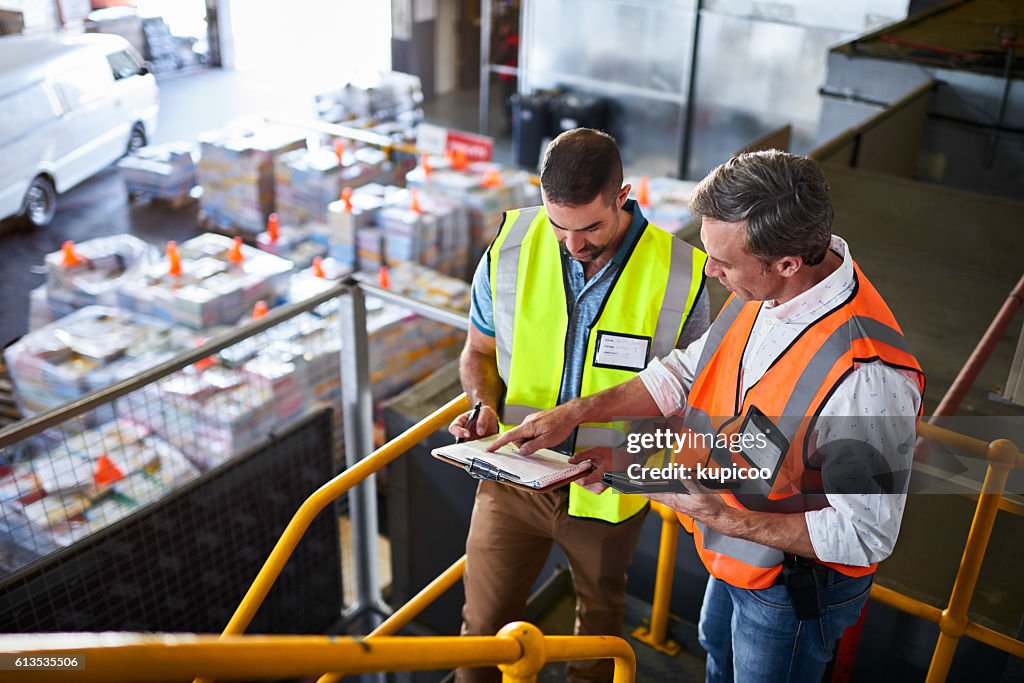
445;129;494;162
417;123;494;162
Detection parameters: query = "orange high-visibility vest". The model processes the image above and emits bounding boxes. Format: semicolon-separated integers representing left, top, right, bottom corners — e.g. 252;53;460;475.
675;261;924;589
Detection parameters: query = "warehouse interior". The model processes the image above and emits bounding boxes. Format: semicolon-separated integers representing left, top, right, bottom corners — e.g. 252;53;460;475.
0;0;1022;681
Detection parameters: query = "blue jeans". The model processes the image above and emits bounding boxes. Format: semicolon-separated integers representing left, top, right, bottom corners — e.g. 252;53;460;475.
699;571;873;683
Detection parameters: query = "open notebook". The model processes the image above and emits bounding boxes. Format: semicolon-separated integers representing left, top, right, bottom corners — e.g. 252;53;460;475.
432;435;593;492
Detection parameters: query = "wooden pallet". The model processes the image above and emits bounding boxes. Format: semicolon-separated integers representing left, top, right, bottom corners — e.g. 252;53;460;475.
0;358;22;429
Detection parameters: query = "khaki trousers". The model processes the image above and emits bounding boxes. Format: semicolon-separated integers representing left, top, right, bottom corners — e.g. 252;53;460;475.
456;480;648;683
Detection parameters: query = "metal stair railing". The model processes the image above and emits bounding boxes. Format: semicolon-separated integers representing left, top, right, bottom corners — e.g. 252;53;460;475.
632;420;1024;681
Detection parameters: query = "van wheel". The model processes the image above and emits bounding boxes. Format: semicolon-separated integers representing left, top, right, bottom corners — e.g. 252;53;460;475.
21;176;57;228
128;123;147;153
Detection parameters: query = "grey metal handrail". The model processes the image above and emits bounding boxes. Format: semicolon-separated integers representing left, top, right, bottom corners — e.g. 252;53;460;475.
808;80;937;162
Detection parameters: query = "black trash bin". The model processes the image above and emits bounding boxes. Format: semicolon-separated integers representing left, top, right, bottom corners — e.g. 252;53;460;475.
550;91;611;134
512;91;554;170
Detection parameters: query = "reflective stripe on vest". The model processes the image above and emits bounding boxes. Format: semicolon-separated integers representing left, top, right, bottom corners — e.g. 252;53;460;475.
491;207;538;383
489;205;707;524
678;262;924;588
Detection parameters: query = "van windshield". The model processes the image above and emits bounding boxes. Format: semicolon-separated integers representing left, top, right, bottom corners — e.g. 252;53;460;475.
107;50;142;80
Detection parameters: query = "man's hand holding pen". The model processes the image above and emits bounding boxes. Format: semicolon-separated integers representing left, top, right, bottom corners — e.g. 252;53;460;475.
449;401;500;442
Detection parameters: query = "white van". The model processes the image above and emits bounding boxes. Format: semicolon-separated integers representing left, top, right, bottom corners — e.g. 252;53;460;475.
0;33;159;227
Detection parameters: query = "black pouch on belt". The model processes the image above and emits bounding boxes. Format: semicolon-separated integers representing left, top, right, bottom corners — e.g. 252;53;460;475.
782;555;822;620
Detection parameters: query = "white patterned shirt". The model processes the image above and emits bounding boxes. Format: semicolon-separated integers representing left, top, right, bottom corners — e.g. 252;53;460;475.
638;235;922;567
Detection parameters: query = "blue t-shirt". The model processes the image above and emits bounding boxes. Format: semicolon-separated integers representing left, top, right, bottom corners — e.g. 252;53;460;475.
470;199;648;406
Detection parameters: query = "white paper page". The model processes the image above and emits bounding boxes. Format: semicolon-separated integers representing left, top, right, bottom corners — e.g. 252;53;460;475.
433;435;591;487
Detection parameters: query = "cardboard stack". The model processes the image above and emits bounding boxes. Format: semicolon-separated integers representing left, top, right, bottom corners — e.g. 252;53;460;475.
255;217;330;270
3;306;193;421
375;188;470;278
117;142;198;201
0;419;199;571
28;235;155;330
314;71;424;126
117;311;343;468
360;303;464;403
381;262;472;316
117;365;277;470
625;175;700;236
405;159;539;274
324;183;401;271
274;146;393;226
196;121;305;233
115;233;294;330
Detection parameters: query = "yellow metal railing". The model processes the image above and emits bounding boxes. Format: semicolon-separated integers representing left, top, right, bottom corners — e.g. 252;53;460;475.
885;423;1024;682
217;393;469;641
2;622;635;683
316;555;468;683
19;391;1016;682
630;501;681;655
187;390;634;682
633;421;1024;682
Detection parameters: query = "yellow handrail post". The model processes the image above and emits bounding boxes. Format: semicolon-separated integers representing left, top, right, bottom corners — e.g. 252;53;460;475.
631;502;682;655
925;438;1019;683
497;622;546;683
195;394;469;683
316;555;468;683
369;555;468;637
545;634;638;683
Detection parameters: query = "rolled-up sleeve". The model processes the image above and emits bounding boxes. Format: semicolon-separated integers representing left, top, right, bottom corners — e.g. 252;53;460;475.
804;362;922;566
638;329;707;417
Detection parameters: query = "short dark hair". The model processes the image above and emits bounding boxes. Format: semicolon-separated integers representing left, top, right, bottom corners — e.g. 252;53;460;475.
540;128;623;206
690;150;834;266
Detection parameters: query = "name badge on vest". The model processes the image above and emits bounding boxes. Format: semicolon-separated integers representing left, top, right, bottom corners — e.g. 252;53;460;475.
592;331;651;372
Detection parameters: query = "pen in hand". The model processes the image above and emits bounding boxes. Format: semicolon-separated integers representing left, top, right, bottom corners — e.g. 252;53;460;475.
456;401;483;443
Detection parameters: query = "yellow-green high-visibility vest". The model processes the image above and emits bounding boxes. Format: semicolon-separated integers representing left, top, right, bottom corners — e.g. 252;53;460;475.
488;205;708;523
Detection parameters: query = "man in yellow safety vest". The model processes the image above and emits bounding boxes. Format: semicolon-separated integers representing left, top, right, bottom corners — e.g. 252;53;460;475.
448;127;709;682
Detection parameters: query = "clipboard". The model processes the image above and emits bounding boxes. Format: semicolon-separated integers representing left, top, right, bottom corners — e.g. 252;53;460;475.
432;436;594;493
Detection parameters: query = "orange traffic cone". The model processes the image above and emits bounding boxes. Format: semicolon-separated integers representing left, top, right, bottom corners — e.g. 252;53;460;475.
410;189;423;214
421;154;433;176
228;236;244;265
167;241;182;277
637;176;651;207
252;300;268;319
266;213;280;244
377;265;391;289
312;256;326;278
334;138;346;165
193;337;216;371
61;240;83;268
341;186;354;211
94;454;125;486
481;168;503;189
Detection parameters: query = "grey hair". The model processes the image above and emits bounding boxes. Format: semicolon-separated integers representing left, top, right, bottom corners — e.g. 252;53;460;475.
690;150;834;266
